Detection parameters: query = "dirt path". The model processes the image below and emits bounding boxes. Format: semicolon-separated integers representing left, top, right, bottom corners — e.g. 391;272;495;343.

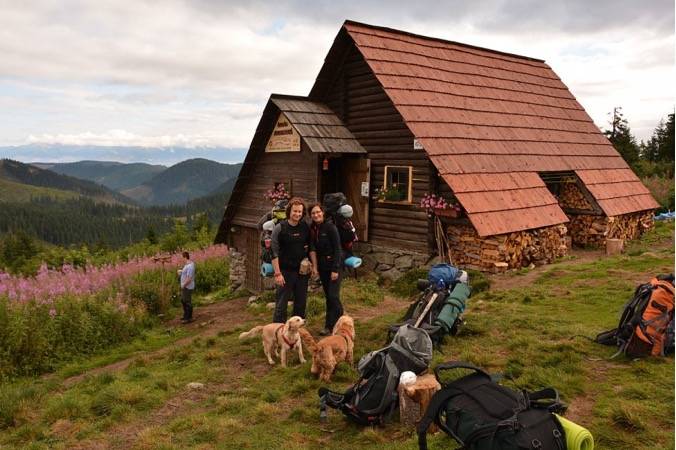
63;297;254;387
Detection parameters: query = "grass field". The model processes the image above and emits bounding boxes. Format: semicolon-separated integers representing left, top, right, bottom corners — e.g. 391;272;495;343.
0;221;673;449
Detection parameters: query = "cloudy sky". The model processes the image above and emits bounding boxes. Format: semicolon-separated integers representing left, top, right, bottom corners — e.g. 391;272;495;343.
1;0;673;163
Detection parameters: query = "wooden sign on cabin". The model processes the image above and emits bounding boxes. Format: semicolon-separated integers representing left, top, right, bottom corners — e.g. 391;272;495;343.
265;113;301;152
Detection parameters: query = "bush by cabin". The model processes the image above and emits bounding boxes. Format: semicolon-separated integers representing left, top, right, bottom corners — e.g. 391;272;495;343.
215;20;659;292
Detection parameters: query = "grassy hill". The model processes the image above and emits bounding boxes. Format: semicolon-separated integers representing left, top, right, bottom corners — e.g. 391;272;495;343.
36;160;166;191
0;159;134;205
0;177;79;203
0;221;672;449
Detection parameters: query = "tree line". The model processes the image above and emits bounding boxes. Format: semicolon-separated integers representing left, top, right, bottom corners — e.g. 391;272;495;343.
605;110;674;179
0;190;230;250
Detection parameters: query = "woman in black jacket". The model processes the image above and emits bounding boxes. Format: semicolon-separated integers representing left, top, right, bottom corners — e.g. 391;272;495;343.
309;203;344;335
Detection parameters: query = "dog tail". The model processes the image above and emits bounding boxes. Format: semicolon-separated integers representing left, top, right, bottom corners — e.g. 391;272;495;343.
298;328;318;353
239;325;264;340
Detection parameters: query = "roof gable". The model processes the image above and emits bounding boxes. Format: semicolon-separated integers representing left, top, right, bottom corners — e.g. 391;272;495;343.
332;20;658;235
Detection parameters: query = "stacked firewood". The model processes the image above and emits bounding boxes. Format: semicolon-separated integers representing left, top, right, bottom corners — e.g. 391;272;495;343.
558;182;593;210
569;211;654;247
447;223;569;272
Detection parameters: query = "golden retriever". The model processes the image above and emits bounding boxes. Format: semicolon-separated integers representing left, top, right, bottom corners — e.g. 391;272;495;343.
239;316;306;367
298;315;355;382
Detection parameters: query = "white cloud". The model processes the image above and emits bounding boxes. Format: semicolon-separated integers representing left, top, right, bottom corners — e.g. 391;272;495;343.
0;0;673;151
26;130;217;147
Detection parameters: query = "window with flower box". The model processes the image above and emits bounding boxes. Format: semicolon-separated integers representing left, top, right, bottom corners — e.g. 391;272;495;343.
382;166;412;203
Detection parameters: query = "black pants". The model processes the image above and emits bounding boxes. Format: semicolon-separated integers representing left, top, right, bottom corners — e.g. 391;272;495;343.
181;288;193;320
273;269;308;323
320;269;343;330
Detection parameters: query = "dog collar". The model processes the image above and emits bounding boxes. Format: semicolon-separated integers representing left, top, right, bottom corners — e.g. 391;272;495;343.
276;324;298;349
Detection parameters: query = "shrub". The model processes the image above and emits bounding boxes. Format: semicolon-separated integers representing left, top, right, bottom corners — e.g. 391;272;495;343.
0;296;150;378
194;258;229;294
642;176;675;212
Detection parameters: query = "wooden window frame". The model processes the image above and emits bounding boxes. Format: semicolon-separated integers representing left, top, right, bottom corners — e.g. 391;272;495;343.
382;165;413;204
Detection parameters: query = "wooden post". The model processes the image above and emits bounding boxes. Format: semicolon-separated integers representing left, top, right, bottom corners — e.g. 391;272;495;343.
606;238;624;256
398;374;441;432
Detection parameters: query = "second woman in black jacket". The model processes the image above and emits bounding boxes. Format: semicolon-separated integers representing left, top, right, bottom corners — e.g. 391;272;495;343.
309;203;343;335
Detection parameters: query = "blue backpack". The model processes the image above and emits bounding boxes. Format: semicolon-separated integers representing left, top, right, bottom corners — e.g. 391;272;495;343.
428;264;459;290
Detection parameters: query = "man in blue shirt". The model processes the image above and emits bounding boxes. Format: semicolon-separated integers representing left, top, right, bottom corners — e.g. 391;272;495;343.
177;251;195;323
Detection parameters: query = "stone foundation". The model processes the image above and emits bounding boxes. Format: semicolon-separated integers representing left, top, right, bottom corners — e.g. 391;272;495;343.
447;223;569;272
228;250;246;291
353;242;429;282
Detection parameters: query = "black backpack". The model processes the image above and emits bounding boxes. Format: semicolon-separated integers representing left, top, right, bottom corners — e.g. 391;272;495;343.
418;362;567;450
319;325;433;426
322;192;347;218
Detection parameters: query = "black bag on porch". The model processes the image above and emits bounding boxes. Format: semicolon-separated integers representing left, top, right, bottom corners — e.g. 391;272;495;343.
319;325;433;426
418;362;567;450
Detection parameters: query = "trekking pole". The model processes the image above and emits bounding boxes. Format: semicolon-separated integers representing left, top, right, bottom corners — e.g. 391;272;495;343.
414;292;439;328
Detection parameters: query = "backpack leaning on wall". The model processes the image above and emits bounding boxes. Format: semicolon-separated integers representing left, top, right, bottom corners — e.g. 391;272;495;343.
319;325;433;426
595;274;675;357
418;362;567;450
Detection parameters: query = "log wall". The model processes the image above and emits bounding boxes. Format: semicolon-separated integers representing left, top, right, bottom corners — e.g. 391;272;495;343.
231;145;318;228
321;47;429;253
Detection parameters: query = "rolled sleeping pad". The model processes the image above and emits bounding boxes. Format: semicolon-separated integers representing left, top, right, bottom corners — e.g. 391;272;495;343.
261;263;274;277
554;414;594;450
435;282;470;334
344;256;362;268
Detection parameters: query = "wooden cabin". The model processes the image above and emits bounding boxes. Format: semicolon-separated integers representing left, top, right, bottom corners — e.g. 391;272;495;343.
216;20;659;290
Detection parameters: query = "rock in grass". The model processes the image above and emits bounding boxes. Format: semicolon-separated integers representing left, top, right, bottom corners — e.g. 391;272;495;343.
187;382;204;390
248;295;258;305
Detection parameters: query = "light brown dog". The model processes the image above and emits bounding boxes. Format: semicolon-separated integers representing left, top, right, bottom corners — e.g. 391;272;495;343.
298;315;355;382
239;316;306;367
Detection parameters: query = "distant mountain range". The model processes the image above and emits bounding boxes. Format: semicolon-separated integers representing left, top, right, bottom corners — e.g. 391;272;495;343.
120;158;242;206
1;144;247;166
35;160;166;191
32;158;242;206
0;157;242;247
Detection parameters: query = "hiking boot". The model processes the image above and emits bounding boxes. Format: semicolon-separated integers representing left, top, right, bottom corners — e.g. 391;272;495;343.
319;328;331;336
181;318;194;324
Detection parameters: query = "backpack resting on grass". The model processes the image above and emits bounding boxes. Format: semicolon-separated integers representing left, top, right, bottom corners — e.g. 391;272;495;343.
595;274;674;358
319;325;433;426
418;362;567;450
389;264;470;347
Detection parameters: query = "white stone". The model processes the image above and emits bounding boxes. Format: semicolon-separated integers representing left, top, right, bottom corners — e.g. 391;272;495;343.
187;382;204;390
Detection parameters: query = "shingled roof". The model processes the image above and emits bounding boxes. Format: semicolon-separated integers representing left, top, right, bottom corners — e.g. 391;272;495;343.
270;95;365;153
336;21;658;236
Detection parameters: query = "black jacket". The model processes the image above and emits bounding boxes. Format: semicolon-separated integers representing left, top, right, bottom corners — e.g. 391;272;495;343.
271;220;311;271
312;221;342;272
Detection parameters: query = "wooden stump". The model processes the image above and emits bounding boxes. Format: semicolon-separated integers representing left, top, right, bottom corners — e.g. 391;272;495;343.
398;374;441;432
606;238;624;256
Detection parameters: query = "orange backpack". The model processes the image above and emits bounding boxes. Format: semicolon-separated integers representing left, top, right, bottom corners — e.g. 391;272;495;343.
631;278;675;356
596;274;675;358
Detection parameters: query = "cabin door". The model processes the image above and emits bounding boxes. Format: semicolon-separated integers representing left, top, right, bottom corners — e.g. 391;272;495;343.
341;157;370;241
